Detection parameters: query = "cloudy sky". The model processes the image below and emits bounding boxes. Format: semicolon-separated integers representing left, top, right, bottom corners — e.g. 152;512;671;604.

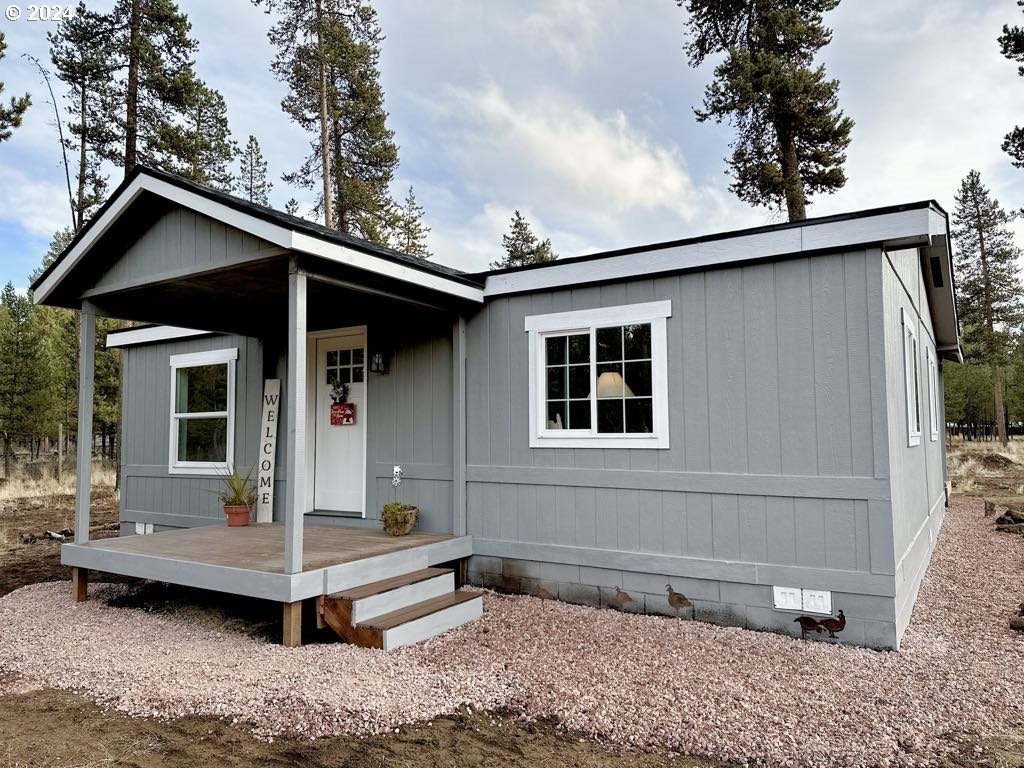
1;0;1023;288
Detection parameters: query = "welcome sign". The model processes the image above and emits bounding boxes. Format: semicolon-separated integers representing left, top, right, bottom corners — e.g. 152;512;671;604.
255;379;281;523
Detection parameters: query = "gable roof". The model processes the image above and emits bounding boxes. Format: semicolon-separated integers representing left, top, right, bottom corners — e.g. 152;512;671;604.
31;165;484;305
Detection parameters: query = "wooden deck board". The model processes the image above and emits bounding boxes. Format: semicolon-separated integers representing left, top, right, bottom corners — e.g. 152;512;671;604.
76;524;453;574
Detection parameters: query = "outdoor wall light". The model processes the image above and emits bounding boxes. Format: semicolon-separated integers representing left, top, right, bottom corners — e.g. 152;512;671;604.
369;350;390;374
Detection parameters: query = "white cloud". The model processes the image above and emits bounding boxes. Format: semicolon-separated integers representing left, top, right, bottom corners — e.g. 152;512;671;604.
523;0;605;73
0;165;70;237
438;82;702;218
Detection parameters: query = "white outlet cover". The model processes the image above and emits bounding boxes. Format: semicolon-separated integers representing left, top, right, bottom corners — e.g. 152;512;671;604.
772;586;803;611
802;589;833;615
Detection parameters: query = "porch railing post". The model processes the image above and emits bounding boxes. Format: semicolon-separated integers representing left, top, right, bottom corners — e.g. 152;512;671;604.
452;316;467;536
75;301;96;545
285;264;307;575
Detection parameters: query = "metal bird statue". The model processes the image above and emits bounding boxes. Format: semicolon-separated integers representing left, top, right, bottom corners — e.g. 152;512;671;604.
819;610;846;638
535;585;555;603
613;586;632;608
794;615;823;639
666;584;692;617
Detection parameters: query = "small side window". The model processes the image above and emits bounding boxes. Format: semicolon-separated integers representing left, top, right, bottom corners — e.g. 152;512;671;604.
168;348;238;474
927;346;939;442
903;308;921;447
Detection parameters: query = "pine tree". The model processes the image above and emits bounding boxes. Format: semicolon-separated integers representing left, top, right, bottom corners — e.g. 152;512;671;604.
999;2;1024;167
49;3;120;229
952;170;1024;446
0;31;31;143
110;0;200;174
155;82;237;190
0;284;53;477
394;186;431;258
285;198;301;216
265;0;399;235
681;0;853;221
239;135;272;205
491;211;558;269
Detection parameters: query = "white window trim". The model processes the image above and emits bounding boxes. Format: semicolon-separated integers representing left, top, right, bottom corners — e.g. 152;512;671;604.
526;301;671;449
902;308;922;447
168;348;238;475
927;345;939;442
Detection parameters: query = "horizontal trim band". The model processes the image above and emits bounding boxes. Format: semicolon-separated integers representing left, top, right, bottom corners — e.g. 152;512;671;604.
372;462;453;482
466;465;890;500
472;538;896;597
121;509;223;528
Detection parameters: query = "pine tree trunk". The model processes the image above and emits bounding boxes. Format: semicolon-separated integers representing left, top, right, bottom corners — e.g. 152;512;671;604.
76;79;87;230
777;124;806;221
315;0;333;229
124;0;141;174
993;364;1008;446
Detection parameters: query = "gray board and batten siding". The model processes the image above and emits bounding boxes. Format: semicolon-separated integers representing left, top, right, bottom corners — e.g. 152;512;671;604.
119;323;457;535
464;246;921;649
882;248;948;639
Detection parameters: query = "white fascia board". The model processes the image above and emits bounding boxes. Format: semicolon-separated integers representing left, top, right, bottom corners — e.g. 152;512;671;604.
107;325;214;348
291;231;483;303
36;173;483;306
483;207;936;297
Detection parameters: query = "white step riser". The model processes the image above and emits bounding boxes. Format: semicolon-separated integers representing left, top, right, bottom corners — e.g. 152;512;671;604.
352;572;455;624
382;596;483;651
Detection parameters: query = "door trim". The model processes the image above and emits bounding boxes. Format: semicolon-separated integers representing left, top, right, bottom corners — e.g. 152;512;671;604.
305;325;368;518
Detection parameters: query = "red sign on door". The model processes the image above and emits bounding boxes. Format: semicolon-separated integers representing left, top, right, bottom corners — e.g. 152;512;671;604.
330;402;356;426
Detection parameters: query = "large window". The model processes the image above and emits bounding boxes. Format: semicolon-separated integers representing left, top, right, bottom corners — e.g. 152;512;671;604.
168;348;237;474
902;308;922;447
526;301;670;448
927;345;939;442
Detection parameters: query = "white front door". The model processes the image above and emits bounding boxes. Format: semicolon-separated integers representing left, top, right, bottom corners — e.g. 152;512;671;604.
312;329;366;514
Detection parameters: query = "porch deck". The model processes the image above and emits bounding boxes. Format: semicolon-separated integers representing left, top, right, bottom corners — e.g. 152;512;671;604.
61;524;473;604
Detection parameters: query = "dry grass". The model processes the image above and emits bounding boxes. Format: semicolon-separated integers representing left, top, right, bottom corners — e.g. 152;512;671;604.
0;464;116;503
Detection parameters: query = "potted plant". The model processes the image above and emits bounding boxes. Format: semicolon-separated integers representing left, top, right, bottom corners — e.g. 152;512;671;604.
380;501;419;536
219;466;257;527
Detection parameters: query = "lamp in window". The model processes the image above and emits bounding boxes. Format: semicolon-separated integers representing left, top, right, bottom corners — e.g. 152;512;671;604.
369;350;390;375
596;371;634;398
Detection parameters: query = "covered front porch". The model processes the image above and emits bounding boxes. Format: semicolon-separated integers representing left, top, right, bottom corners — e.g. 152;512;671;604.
32;166;485;647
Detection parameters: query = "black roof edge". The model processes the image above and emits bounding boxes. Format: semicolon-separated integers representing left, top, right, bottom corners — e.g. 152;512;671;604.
31;165;485;294
470;199;947;280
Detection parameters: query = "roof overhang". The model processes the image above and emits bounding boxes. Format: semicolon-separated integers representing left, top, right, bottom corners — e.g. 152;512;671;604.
481;200;961;361
481;202;948;297
33;169;484;307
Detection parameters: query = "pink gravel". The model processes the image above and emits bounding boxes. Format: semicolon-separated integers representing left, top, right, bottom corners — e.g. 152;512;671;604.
1;499;1022;767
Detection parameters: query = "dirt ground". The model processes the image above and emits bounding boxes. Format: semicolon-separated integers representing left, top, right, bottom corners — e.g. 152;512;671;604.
1;457;1023;768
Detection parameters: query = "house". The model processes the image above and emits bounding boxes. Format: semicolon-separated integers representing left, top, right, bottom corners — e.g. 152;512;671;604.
32;166;959;650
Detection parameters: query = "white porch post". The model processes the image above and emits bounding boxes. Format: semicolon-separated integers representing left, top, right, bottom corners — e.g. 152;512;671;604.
284;264;307;575
74;301;96;545
452;316;467;536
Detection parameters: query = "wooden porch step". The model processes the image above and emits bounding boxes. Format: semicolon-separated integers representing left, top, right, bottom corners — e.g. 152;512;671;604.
318;588;482;650
365;591;483;651
329;567;451;601
361;590;479;630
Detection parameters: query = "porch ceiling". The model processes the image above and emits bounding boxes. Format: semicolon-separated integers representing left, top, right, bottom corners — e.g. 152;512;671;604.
86;254;468;338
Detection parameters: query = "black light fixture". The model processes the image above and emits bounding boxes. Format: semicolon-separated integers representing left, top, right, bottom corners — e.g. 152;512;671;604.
370;350;389;374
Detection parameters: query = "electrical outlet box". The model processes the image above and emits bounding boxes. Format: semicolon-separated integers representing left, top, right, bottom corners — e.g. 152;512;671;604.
772;586;803;611
801;589;832;615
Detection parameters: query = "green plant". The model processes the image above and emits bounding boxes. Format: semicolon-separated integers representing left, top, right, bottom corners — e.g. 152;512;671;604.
380;501;418;536
218;466;257;507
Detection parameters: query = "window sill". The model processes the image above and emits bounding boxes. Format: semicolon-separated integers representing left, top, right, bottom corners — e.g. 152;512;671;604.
529;435;670;450
168;463;232;476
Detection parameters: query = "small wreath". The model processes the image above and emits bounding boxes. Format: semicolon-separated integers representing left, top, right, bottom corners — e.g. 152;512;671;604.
330;380;350;404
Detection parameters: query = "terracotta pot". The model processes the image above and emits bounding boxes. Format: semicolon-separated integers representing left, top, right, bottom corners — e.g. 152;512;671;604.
224;504;251;527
